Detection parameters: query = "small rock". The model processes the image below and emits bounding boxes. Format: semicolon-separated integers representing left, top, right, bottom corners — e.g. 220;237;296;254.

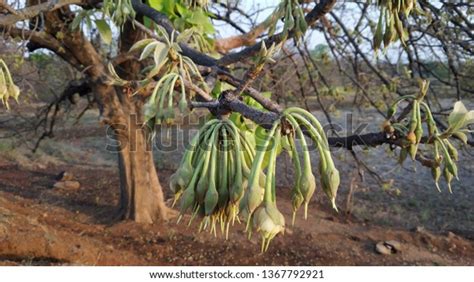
446;231;458;242
448;244;457;252
375;240;402;255
56;171;74;181
36;163;47;170
53;180;81;190
415;226;426;233
385;240;402;252
375;242;392;255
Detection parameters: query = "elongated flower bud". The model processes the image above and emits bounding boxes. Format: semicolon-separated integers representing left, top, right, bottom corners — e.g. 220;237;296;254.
408;144;418;160
445;140;459;161
252;202;285;252
443;166;454;193
399;147;408;164
319;152;340;211
431;166;441;192
204;133;219;215
179;186;195;216
244;121;280;217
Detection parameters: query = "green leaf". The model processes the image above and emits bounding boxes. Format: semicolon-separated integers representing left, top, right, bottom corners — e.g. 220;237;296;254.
447;101;474;133
186;9;214;34
139;42;159;61
243;91;272;111
71;12;85;31
129;38;156;52
453;131;468;144
255;126;282;170
210;81;234;99
94;19;112;44
177;28;194;43
143;16;152;28
175;3;191;17
147;0;163;11
152;44;169;71
148;0;176;16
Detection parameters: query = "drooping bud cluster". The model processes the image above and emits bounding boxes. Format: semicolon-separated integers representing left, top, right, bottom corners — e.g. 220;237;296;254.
279;0;308;39
171;118;255;238
0;59;20;110
282;108;340;219
172;107;340;251
373;0;421;52
385;79;472;192
103;0;136;28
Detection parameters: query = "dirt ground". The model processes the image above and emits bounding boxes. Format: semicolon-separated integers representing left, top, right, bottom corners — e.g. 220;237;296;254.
0;104;473;266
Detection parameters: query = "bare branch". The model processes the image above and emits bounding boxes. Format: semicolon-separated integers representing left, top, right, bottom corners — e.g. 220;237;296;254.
0;0;84;26
217;0;337;66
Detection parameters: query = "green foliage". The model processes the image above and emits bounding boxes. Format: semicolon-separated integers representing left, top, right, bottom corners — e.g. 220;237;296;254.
423;61;450;81
108;26;207;128
94;19;113;45
145;0;214;51
70;9;113;46
28;53;54;66
147;0;213;33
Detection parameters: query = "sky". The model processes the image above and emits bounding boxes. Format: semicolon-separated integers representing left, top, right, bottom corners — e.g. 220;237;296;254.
212;0;326;47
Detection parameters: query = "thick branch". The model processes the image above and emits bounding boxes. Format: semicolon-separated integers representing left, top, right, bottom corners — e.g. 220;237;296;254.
204;92;392;149
198;66;283;113
131;0;336;67
0;26;82;68
220;91;280;126
214;11;279;53
130;0;218;67
0;0;84;26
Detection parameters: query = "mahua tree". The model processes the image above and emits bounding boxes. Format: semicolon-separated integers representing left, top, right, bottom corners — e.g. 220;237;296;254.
0;0;472;248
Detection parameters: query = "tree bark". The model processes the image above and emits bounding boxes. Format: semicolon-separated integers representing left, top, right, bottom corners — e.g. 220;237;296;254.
115;124;169;223
101;21;171;224
111;99;171;224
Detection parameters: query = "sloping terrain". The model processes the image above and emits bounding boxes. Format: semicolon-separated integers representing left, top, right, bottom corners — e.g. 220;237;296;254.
0;160;473;266
0;105;473;265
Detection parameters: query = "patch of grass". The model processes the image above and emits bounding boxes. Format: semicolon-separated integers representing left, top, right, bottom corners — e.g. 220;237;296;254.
420;209;431;222
0;141;13;152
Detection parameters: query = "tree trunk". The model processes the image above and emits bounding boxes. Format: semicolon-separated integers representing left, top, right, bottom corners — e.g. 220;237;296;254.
112;21;172;224
111;102;171;224
95;81;171;224
21;3;172;224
